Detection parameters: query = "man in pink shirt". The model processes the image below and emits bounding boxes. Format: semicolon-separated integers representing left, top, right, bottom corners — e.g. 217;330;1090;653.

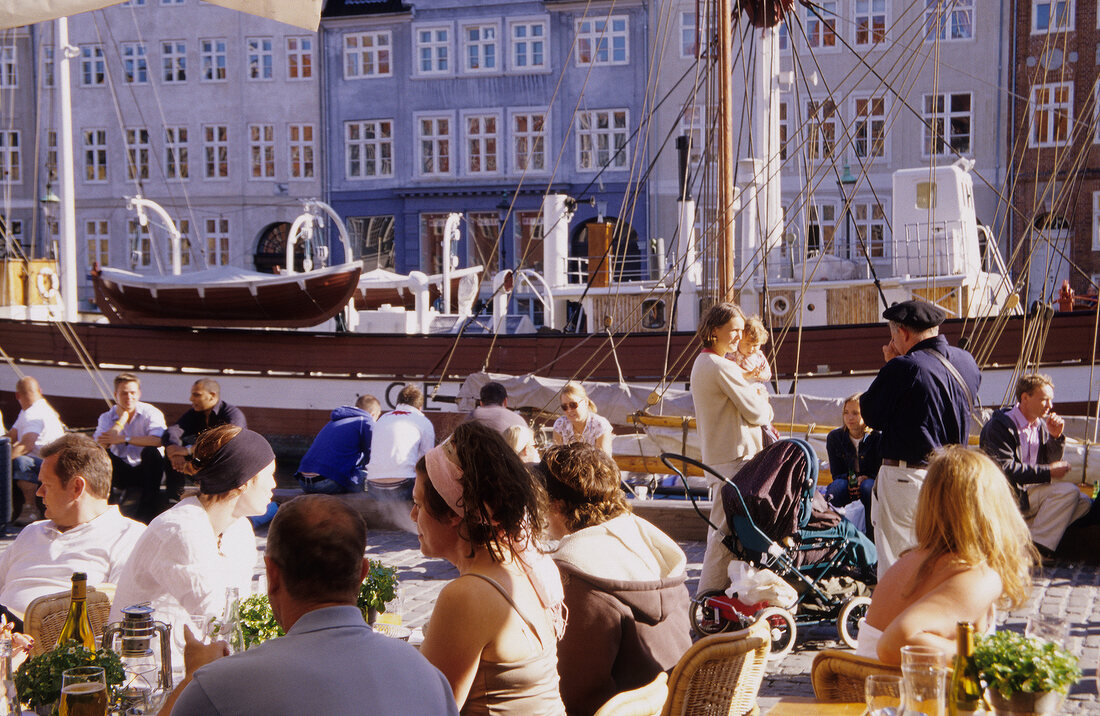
979;374;1090;555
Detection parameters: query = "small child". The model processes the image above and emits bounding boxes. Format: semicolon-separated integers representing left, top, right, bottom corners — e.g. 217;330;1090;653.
726;316;772;383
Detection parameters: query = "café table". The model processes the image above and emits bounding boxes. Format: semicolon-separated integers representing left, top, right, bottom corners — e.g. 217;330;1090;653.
764;696;865;715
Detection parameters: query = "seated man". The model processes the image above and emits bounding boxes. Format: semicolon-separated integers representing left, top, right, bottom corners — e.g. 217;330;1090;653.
161;495;458;716
364;385;434;501
0;434;145;628
296;395;380;494
5;377;66;525
465;381;527;434
979;374;1091;556
162;379;246;506
93;373;167;523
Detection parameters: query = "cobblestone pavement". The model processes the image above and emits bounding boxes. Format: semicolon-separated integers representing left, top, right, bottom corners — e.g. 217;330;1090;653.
7;525;1098;712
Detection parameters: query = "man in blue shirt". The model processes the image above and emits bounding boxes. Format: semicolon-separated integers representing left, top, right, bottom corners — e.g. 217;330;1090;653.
861;300;980;578
296;395;380;494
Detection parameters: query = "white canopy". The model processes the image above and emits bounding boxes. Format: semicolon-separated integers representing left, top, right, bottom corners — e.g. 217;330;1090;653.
2;0;322;31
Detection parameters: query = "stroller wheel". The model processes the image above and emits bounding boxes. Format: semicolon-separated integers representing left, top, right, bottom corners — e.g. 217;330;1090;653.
689;590;736;636
837;595;872;649
755;606;796;657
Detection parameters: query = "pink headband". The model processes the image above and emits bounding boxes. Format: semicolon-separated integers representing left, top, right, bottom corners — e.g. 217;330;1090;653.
425;445;465;517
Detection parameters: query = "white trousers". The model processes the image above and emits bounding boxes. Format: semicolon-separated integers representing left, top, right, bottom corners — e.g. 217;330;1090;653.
1024;481;1092;551
697;459;745;595
870;463;927;580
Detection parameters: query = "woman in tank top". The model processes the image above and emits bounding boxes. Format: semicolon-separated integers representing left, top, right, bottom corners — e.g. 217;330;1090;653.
412;422;566;715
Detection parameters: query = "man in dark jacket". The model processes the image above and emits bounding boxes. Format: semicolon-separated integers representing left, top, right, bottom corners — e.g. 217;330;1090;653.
979;374;1089;554
162;378;247;505
861;300;980;578
296;395;379;494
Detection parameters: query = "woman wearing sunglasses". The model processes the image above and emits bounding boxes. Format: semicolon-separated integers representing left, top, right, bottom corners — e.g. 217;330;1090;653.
552;382;613;456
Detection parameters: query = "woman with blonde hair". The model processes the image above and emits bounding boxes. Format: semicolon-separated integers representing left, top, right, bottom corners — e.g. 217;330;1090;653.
552;382;613;455
110;424;277;680
857;446;1036;664
413;422;566;714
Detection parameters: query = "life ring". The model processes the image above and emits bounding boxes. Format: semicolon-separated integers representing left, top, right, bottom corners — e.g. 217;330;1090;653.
36;267;60;302
769;295;790;317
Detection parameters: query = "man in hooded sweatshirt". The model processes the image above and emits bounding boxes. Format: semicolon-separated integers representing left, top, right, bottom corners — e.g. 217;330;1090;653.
540;443;691;715
295;395;380;494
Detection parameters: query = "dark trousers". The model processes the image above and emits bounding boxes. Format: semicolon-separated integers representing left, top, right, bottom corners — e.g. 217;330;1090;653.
109;448;165;524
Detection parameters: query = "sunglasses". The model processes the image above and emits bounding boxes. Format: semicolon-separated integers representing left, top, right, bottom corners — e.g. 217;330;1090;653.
561;401;580;411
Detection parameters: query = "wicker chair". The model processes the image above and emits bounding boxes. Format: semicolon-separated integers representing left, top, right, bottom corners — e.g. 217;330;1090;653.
661;617;770;716
811;649;902;703
24;587;113;657
594;672;669;716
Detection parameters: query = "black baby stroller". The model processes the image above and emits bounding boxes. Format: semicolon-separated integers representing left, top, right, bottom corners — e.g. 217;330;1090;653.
661;438;877;656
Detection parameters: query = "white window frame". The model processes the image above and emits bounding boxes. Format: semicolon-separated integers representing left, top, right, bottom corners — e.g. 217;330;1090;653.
288;123;315;179
855;0;887;46
1032;0;1075;33
461;21;500;74
922;92;972;157
510;109;549;174
246;37;274;81
128;219;153;269
806;99;838;161
160;0;184;5
462;110;502;176
162;41;186;83
124;127;150;181
345;120;394;180
853;94;889;160
0;131;19;184
177;219;192;268
203;124;229;179
575;15;630;66
200;38;227;82
1029;82;1073;147
204;217;230;267
286;36;313;80
80;45;106;87
0;46;17;88
415;112;455;178
41;45;54;88
85;219;110;269
165;126;189;181
679;10;697;58
344;31;392;79
924;0;974;41
414;24;453;77
121;42;148;84
83;129;108;183
509;17;549;72
248;123;275;179
575;109;630;172
854;200;888;259
806;203;839;257
806;2;838;50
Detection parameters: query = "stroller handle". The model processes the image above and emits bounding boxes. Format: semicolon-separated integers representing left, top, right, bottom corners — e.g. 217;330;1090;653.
658;452;760;542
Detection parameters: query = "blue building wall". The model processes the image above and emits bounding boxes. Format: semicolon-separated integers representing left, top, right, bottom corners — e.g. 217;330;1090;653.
321;0;650;281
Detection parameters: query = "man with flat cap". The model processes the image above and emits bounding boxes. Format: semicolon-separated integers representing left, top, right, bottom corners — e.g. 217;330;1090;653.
860;299;980;577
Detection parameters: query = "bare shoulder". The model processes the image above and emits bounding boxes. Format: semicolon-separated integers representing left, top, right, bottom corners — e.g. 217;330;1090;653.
931;562;1003;605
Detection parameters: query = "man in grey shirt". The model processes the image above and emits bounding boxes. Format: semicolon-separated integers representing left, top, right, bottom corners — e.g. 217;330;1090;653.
162;495;457;716
466;381;527;434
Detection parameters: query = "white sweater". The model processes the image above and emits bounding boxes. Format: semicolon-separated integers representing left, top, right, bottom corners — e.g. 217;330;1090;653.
690;351;774;467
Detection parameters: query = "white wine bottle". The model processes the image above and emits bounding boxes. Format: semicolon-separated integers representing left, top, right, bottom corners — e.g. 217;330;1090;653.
56;573;97;650
949;621;985;716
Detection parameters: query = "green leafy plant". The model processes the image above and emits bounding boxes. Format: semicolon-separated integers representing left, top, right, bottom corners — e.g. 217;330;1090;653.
972;630;1081;696
237;594;285;648
357;559;398;621
15;644;125;711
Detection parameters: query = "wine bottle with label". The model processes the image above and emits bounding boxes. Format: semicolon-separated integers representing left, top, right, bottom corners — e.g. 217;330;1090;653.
56;572;97;650
949;621;985;716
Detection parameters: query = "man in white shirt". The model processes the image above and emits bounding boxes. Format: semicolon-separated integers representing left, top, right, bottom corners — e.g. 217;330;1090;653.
0;433;145;628
5;376;66;525
364;385;435;501
93;373;168;523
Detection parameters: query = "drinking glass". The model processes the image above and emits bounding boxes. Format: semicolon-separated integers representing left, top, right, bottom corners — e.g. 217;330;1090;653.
900;646;946;716
60;666;108;716
189;615;216;642
1025;614;1067;646
866;674;903;716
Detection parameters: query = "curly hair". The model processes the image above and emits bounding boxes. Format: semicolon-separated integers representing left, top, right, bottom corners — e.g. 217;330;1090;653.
742;316;769;347
539;443;629;532
910;446;1036;609
421;422;548;562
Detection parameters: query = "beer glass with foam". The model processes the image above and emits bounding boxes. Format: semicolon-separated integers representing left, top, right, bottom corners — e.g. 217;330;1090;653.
59;666;107;716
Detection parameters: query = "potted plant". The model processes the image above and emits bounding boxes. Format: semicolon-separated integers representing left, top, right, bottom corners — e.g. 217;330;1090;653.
14;644;125;715
357;559;398;624
971;630;1081;715
237;594;285;649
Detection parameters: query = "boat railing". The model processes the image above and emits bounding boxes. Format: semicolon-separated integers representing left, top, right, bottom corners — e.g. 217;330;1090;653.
894;219;979;278
564;255;650;284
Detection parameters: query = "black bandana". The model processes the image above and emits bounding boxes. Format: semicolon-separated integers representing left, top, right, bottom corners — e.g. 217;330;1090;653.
196;429;275;495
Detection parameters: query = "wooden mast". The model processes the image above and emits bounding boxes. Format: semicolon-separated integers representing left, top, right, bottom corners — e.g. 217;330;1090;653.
716;0;736;302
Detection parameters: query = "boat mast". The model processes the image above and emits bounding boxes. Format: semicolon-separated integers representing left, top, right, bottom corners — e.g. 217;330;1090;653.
716;0;736;303
56;17;78;321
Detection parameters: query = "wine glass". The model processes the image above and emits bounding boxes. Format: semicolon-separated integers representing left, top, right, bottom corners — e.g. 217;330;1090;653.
866;674;903;716
60;666;107;716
